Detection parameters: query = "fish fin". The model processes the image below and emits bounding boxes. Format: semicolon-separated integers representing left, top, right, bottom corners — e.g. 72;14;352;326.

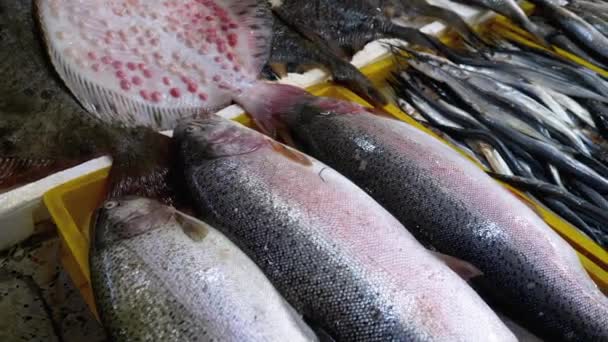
106;129;181;207
272;8;349;60
36;0;272;129
269;140;313;167
431;251;483;281
383;25;438;51
269;63;288;78
174;211;209;242
302;316;337;342
326;58;387;106
235;82;314;137
0;156;95;191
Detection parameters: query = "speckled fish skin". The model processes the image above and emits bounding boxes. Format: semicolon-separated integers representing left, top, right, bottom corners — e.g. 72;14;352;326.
175;115;516;342
270;0;433;55
91;197;317;342
282;105;608;341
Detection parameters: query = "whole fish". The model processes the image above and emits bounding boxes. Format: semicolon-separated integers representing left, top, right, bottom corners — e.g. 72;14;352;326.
239;82;608;341
91;196;317;342
175;115;516;342
36;0;273;130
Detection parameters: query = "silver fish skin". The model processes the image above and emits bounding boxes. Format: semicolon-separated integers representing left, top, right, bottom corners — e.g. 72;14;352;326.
91;197;317;342
530;0;608;61
175;115;516;342
456;0;549;45
250;85;608;341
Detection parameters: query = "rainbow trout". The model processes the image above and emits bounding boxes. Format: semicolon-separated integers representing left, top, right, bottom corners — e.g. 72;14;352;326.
91;196;317;341
174;115;516;342
238;83;608;341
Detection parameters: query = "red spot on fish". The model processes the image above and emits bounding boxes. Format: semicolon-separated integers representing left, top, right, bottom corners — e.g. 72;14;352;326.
101;56;112;64
163;77;171;86
217;42;226;53
187;83;198;93
127;62;136;70
132;76;143;86
227;33;238;47
140;90;149;100
181;76;192;84
229;23;238;29
213;75;221;82
233;65;240;72
151;91;162;102
116;70;126;79
205;15;213;21
138;63;146;70
214;56;221;63
170;88;181;98
226;53;234;61
142;69;152;78
112;61;123;69
87;52;97;60
199;92;208;101
120;79;131;91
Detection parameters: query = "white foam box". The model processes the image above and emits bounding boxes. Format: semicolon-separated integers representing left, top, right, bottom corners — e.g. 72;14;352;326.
0;1;489;250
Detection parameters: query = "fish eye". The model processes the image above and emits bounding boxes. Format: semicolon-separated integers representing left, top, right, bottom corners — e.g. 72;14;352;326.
103;201;119;210
186;126;198;133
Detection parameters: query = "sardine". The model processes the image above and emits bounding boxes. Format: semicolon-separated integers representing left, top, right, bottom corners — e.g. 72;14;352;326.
174;115;516;342
91;196;317;341
239;82;608;341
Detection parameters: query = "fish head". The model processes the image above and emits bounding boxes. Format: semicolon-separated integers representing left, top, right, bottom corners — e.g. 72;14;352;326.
91;196;174;250
174;115;267;163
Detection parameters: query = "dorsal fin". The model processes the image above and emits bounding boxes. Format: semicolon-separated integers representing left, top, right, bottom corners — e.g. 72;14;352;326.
36;0;273;130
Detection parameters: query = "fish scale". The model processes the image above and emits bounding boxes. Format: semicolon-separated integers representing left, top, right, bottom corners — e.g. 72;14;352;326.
92;197;317;341
175;116;516;342
281;107;608;341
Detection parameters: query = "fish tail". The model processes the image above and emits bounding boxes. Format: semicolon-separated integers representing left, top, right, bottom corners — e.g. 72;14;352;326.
0;156;90;192
235;82;315;136
325;58;387;107
106;128;188;209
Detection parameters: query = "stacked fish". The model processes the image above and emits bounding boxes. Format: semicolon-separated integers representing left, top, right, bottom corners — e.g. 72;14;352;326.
391;40;608;248
1;0;608;341
455;0;608;67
